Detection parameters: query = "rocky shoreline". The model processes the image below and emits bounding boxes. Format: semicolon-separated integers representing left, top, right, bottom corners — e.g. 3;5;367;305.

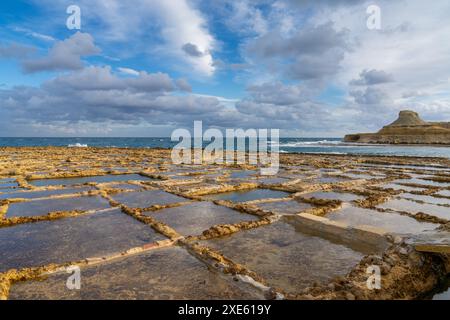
345;110;450;145
0;147;449;300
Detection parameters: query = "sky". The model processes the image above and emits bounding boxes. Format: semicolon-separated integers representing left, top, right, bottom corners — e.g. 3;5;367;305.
0;0;450;137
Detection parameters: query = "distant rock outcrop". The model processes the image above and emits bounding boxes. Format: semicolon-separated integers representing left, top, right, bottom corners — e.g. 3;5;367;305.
344;110;450;144
385;110;427;127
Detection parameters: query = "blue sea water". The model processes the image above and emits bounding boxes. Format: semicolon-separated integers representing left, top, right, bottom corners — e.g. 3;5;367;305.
0;137;449;158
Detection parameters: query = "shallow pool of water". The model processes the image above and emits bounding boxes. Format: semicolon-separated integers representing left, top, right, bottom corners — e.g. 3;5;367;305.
0;209;166;272
111;190;186;208
327;205;438;234
256;177;289;185
5;196;111;218
379;183;427;193
0;186;92;200
300;191;364;202
0;181;18;189
255;200;312;215
341;173;379;180
102;183;142;191
432;278;450;300
315;176;349;184
229;170;258;179
204;189;290;203
8;246;263;300
394;178;449;188
378;198;450;220
29;174;155;187
435;190;450;198
147;202;258;236
200;221;364;294
400;193;450;206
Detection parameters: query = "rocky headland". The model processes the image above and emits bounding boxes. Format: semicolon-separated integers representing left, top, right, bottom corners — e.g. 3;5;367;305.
344;110;450;145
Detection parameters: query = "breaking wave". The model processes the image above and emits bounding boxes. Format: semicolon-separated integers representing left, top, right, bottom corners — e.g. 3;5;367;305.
68;143;88;148
272;139;343;148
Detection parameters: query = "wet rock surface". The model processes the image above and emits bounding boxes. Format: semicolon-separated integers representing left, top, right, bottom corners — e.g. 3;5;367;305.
0;147;449;300
8;246;264;300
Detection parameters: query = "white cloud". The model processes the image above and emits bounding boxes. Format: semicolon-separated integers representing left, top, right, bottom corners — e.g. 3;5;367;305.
117;67;140;76
239;0;450;131
22;32;100;73
155;0;215;76
13;27;55;42
4;0;450;136
33;0;216;77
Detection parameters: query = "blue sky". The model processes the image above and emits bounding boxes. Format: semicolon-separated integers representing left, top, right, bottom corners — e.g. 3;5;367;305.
1;0;450;137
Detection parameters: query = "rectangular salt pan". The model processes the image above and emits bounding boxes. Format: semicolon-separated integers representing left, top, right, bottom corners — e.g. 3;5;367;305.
111;190;186;208
147;202;258;236
256;200;312;215
5;196;111;218
204;189;289;203
0;209;166;272
0;187;92;200
300;191;363;202
29;174;154;187
400;193;450;206
378;199;450;220
327;205;438;235
201;221;364;294
8;247;263;300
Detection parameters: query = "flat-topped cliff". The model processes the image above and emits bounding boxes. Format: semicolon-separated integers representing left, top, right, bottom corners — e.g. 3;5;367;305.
344;110;450;144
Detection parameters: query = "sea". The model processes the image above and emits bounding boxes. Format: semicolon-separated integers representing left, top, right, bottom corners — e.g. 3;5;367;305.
0;137;449;158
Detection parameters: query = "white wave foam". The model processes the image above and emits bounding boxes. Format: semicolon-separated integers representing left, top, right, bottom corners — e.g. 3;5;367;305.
273;140;342;147
279;150;347;155
68;143;88;148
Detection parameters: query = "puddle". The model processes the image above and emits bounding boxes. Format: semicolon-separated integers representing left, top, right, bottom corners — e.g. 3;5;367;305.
109;167;128;172
0;182;18;189
406;223;450;241
200;221;364;294
146;202;258;236
278;173;312;181
378;199;450;220
5;196;111;218
157;172;185;178
363;164;449;172
8;246;262;300
204;189;290;203
315;176;349;184
0;187;92;200
392;165;449;172
255;200;313;215
202;173;224;180
111;190;186;208
379;183;427;192
256;177;288;185
435;190;450;198
394;178;449;188
229;170;258;179
319;168;340;173
166;175;199;181
0;209;166;272
103;183;142;191
300;191;363;202
433;288;450;300
173;182;216;193
341;173;379;180
432;278;450;300
327;205;438;235
400;193;450;206
29;174;155;187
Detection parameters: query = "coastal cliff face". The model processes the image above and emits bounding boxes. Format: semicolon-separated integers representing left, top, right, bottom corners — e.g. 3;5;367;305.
344;110;450;145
